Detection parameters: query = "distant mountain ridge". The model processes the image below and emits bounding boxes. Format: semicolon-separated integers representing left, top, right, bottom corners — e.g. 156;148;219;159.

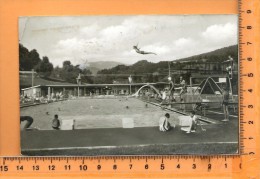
97;45;238;74
175;45;238;63
95;45;238;83
87;61;124;74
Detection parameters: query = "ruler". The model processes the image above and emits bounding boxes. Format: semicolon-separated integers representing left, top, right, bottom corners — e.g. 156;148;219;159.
0;0;259;178
0;156;241;175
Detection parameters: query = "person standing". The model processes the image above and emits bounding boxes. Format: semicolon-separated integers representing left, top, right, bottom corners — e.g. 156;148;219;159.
179;76;186;99
168;80;175;102
222;87;230;121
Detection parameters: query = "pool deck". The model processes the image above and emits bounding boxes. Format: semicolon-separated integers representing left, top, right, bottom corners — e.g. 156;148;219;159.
21;122;239;156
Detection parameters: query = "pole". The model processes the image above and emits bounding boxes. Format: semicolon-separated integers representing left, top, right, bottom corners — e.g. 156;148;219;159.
48;87;51;101
168;61;171;77
78;84;79;98
32;69;34;87
128;75;132;95
76;73;81;98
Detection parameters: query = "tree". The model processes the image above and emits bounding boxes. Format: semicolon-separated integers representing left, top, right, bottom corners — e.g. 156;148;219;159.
28;49;41;68
34;56;54;77
19;44;54;76
59;60;76;83
81;68;93;84
19;44;30;70
63;60;72;67
51;66;62;78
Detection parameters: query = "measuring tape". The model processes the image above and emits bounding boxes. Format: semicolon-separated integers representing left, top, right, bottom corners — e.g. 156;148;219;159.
0;0;259;177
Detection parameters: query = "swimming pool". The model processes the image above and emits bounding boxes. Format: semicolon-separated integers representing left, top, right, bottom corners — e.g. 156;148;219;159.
20;97;180;130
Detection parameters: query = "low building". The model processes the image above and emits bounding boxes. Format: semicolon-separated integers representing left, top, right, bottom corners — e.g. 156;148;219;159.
21;82;170;98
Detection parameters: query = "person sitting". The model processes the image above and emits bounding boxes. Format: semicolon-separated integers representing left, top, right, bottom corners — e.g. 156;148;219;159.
186;111;206;133
52;114;61;130
159;113;172;132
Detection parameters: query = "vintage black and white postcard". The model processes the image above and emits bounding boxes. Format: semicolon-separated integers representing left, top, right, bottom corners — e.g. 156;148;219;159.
19;15;238;155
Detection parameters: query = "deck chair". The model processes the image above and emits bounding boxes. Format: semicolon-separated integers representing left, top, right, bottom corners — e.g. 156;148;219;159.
179;116;192;132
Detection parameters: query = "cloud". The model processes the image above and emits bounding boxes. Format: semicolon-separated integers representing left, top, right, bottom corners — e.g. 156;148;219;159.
201;23;237;44
98;17;154;47
52;16;160;64
79;24;100;38
20;16;238;67
142;43;171;55
173;38;194;48
54;38;86;58
57;38;85;51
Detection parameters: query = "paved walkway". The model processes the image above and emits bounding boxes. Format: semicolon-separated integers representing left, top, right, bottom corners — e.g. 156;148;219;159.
21;121;238;156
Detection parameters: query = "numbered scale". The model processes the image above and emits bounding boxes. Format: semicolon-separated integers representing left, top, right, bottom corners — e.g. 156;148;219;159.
0;156;241;175
0;0;258;176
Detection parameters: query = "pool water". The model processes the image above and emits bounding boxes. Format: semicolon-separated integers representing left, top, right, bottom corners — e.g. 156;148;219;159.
20;97;180;130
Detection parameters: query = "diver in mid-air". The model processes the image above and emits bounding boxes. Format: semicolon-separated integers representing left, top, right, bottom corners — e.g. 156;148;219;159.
133;44;157;55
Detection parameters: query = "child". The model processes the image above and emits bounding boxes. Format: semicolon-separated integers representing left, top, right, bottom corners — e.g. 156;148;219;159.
186;111;206;133
159;113;172;132
52;114;61;130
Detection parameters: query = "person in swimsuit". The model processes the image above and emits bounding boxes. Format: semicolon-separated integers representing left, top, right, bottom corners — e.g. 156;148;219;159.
52;114;61;130
222;87;230;121
159;113;172;132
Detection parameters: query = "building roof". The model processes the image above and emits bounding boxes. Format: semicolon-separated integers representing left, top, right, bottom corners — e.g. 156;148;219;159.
21;82;169;90
20;73;74;88
19;71;37;74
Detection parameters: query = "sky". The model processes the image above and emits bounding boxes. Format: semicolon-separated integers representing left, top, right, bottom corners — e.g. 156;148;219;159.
19;15;238;67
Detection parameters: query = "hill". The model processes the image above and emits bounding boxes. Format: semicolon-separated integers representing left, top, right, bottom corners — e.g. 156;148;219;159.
86;61;124;74
95;45;238;84
20;72;73;89
89;61;124;70
175;45;238;63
